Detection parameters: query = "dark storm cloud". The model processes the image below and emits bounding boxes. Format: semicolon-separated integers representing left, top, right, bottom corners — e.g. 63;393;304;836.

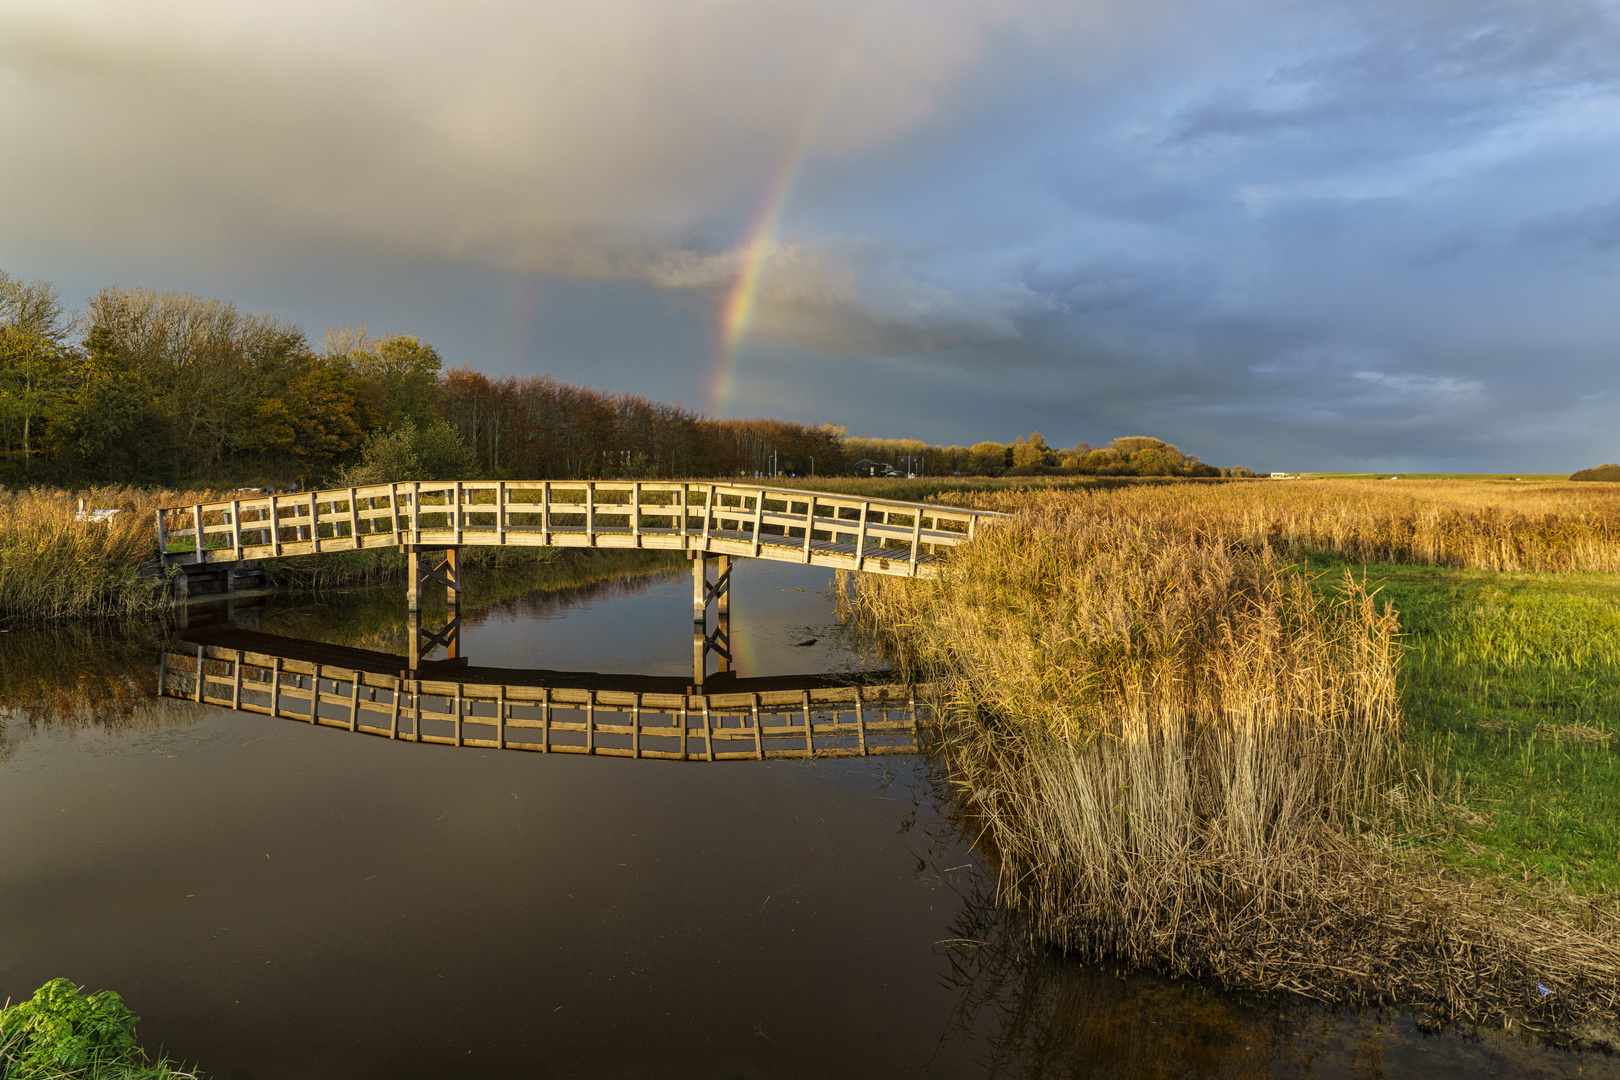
1;0;1617;469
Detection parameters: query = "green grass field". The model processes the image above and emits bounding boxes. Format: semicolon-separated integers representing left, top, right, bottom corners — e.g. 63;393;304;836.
1307;553;1620;893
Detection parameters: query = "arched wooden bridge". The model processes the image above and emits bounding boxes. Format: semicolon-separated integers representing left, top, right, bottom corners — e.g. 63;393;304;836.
162;628;933;762
155;480;1002;579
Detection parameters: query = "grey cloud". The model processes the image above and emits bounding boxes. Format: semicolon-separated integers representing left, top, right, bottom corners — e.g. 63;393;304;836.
1173;0;1620;152
1518;200;1620;250
1406;234;1477;267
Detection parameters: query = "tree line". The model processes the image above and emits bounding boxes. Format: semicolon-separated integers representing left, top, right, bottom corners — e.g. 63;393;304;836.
0;271;1249;487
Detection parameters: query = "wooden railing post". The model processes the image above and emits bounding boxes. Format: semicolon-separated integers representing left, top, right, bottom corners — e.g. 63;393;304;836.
631;482;641;547
751;693;763;760
585;482;595;546
854;685;867;755
230;500;243;561
154;509;169;564
854;502;870;571
192;505;205;564
803;495;816;563
390;483;402;547
751;489;765;555
347;487;360;546
496;481;507;546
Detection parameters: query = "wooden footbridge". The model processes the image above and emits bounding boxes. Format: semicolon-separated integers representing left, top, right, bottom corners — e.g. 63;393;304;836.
156;480;1001;685
161;627;933;762
155;480;1000;579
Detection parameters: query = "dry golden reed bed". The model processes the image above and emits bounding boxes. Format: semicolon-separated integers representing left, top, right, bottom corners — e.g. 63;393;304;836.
0;486;208;624
936;477;1620;573
0;484;516;624
844;485;1620;1035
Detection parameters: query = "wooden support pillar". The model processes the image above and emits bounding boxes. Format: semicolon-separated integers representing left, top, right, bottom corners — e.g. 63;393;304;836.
714;555;731;676
689;552;733;690
691;551;706;689
406;545;462;671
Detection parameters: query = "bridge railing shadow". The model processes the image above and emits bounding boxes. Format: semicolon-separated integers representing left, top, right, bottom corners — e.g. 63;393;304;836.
160;627;936;762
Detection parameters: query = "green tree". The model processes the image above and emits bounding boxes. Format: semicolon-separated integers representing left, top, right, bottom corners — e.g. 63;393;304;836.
85;285;306;476
968;441;1006;476
325;327;443;430
48;324;170;483
284;356;368;483
1011;432;1048;468
0;272;72;478
338;418;477;485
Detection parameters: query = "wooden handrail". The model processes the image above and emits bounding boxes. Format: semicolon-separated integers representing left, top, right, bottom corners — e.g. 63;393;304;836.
163;643;930;761
156;480;1005;579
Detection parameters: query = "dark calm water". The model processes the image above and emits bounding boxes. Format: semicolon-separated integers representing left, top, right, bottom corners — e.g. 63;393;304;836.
0;556;1603;1078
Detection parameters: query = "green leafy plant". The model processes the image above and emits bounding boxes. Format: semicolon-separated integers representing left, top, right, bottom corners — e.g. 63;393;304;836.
0;979;195;1080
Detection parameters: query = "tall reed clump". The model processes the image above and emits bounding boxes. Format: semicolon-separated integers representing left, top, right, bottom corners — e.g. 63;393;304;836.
0;487;206;625
846;492;1620;1030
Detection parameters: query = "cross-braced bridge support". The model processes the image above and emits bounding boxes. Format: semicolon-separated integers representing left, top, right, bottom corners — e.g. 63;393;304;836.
407;545;461;671
691;552;731;692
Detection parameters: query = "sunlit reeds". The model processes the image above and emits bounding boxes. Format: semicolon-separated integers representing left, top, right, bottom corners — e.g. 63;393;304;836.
843;488;1620;1029
926;478;1620;572
0;486;208;624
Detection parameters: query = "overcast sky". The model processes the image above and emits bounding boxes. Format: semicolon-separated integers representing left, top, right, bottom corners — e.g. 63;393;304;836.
2;0;1617;471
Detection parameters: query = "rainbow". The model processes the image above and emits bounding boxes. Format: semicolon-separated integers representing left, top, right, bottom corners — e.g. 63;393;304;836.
708;33;866;417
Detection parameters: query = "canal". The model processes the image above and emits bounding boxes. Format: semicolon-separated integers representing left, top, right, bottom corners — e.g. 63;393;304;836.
0;553;1597;1077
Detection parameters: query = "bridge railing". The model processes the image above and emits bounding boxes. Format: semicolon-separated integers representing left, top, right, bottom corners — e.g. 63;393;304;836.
156;480;1004;577
161;642;933;761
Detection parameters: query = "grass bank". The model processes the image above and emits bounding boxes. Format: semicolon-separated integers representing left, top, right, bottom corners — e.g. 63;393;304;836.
842;488;1620;1036
1309;556;1620;893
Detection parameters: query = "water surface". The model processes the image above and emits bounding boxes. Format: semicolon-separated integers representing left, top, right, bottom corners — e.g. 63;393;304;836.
0;555;1603;1078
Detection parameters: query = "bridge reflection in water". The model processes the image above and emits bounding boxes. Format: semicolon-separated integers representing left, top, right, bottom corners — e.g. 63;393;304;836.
160;625;934;761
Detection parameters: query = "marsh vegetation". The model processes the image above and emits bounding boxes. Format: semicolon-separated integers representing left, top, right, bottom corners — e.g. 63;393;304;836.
841;479;1620;1036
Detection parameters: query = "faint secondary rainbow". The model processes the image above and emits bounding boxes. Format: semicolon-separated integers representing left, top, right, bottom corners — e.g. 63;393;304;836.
708;37;864;418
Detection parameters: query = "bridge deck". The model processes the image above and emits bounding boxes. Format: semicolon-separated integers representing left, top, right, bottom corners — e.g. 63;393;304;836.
156;480;1002;578
162;630;935;762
